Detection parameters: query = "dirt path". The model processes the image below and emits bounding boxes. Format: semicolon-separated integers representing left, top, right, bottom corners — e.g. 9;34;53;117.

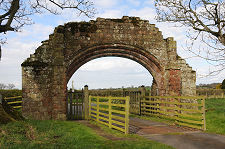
130;117;225;149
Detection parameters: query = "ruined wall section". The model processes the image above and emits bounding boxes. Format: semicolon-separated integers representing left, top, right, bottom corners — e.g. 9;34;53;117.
165;37;196;96
177;58;196;96
21;31;68;120
21;40;53;119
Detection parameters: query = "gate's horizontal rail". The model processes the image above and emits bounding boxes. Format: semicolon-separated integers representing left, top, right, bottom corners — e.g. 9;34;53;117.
89;96;130;134
4;96;22;109
141;96;206;130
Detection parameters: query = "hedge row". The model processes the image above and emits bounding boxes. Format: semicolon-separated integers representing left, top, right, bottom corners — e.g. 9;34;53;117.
0;89;22;98
197;89;225;96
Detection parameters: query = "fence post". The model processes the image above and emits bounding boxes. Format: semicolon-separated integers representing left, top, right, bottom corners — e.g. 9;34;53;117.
202;97;206;131
125;96;130;134
89;96;91;119
97;96;99;122
0;94;2;104
84;85;89;120
139;85;146;115
108;96;112;128
69;91;73;120
174;97;179;125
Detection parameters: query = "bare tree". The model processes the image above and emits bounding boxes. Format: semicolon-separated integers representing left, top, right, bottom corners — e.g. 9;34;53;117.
155;0;225;74
7;83;15;89
0;0;95;60
0;0;95;33
0;83;7;89
0;83;15;89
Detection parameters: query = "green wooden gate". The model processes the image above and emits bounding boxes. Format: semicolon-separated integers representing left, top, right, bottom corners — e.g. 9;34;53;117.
67;90;84;120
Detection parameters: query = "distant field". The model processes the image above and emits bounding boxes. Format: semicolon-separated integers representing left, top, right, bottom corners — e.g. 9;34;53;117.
0;120;174;149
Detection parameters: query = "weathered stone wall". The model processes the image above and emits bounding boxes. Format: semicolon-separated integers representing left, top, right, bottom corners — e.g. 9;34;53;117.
22;16;196;120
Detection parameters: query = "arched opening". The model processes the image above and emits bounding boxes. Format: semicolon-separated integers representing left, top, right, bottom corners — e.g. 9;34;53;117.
65;44;164;120
66;43;165;95
67;56;156;120
67;57;153;89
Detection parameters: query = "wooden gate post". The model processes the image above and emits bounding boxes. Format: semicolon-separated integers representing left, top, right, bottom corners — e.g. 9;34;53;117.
84;85;89;120
139;85;146;115
0;94;2;104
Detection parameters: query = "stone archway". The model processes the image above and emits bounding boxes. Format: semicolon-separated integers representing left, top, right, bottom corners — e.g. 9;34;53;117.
21;16;196;120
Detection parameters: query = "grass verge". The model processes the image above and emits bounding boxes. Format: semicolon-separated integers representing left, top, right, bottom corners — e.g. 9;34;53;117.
205;98;225;135
0;120;174;149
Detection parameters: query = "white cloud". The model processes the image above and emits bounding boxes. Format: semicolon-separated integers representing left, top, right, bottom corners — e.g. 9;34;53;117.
58;9;90;24
0;23;54;89
93;0;119;8
69;57;153;89
0;40;38;89
196;65;225;84
80;57;142;71
97;10;123;18
126;0;141;6
16;24;54;41
128;7;156;22
144;0;154;5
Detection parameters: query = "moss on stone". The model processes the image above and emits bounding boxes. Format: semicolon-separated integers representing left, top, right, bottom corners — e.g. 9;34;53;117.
65;22;98;34
110;19;125;23
56;27;65;34
21;60;48;68
176;55;182;59
130;17;140;27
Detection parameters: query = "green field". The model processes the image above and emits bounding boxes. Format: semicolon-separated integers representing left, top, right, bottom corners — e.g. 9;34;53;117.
0;120;174;149
205;98;225;135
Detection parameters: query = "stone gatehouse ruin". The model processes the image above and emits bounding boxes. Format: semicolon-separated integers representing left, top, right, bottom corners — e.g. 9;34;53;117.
21;16;196;120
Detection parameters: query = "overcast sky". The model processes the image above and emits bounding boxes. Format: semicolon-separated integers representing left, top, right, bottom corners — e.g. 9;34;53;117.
0;0;224;90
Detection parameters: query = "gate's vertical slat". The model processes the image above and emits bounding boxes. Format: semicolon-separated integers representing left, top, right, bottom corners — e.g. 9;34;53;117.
66;92;68;119
69;92;72;120
78;93;81;119
138;91;140;115
82;90;84;119
135;92;139;114
73;92;75;120
74;92;76;120
125;96;130;134
89;96;91;119
202;98;206;131
134;92;135;113
78;92;80;120
97;97;99;122
71;92;73;120
108;97;112;128
129;92;131;113
75;92;78;120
